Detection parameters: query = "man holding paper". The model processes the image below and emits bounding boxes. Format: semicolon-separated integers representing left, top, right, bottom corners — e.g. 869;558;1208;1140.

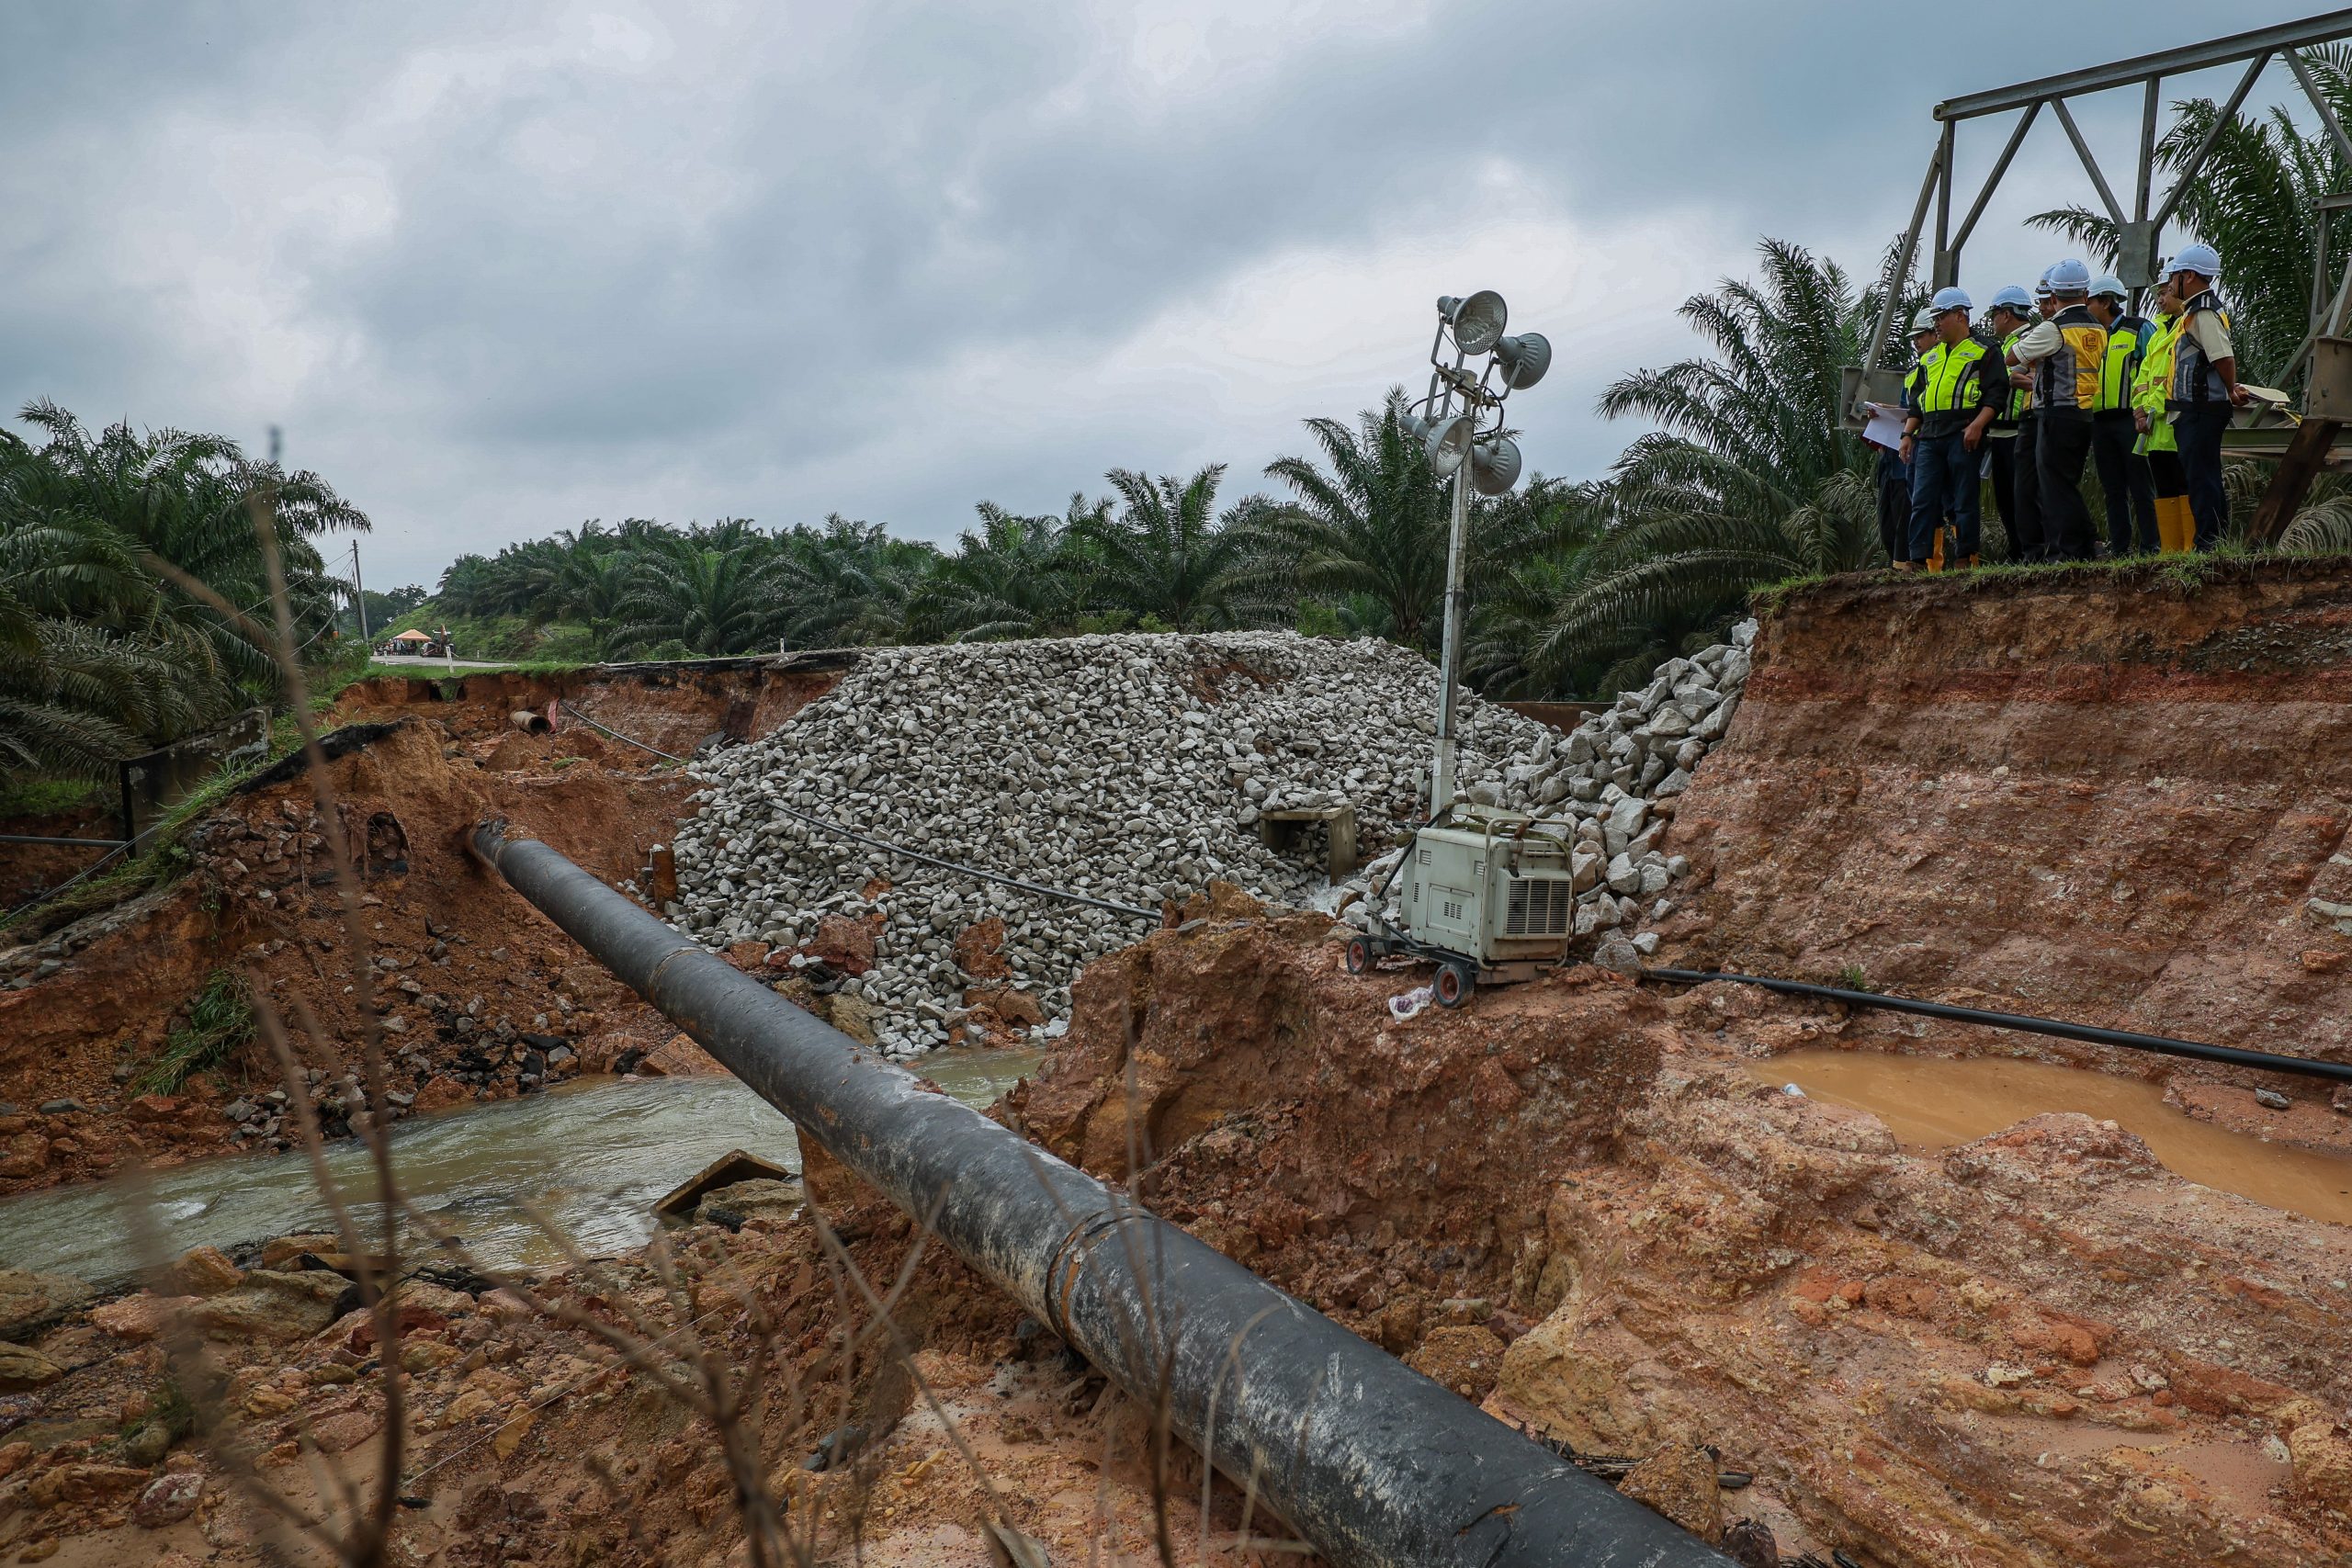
1867;309;1938;561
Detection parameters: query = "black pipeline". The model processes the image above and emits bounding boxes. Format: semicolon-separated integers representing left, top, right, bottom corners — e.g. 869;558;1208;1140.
1643;968;2352;1087
469;821;1731;1568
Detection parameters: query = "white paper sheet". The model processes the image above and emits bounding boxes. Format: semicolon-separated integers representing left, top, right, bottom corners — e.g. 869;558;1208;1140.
1860;401;1907;454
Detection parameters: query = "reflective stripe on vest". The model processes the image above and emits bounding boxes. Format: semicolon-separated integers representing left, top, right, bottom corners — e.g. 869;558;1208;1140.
2097;314;2147;412
2173;290;2230;405
1916;338;1986;415
2035;306;2108;412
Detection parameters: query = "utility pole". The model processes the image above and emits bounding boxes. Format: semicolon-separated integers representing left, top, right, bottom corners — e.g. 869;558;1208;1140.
349;541;369;644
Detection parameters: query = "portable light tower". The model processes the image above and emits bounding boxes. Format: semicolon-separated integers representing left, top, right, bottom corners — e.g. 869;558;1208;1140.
1340;291;1566;1007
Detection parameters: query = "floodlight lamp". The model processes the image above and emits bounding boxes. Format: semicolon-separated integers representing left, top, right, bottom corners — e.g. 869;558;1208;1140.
1469;435;1522;495
1491;332;1552;390
1436;290;1509;355
1425;414;1475;477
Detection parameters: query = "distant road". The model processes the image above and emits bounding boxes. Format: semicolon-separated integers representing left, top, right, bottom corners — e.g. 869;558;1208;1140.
369;653;517;671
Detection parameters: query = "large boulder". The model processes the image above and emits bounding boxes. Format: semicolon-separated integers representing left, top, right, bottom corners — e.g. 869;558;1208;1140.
90;1292;198;1343
693;1178;801;1229
0;1342;63;1392
164;1245;243;1298
187;1269;350;1342
0;1267;91;1342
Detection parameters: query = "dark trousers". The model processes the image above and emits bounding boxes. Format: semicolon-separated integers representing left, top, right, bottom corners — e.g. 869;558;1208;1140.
1985;434;2021;558
2091;411;2159;554
1907;431;1982;562
2012;415;2044;558
2035;412;2097;560
2146;447;2186;498
1875;450;1910;561
2174;405;2233;550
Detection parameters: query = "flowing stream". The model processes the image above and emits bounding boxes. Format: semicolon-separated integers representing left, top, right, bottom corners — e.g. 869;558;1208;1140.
1756;1050;2352;1227
0;1051;1040;1283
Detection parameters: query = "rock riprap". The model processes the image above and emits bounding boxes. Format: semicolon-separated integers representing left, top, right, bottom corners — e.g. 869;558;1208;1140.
672;632;1543;1058
1339;620;1755;950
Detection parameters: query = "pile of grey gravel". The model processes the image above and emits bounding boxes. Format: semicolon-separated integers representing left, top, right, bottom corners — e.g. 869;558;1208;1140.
669;632;1544;1059
1340;619;1757;952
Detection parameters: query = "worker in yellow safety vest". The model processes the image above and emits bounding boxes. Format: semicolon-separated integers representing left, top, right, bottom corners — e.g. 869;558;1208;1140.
2165;243;2251;550
2086;275;2158;554
2007;258;2108;561
2132;268;2229;554
1897;287;1996;571
1981;285;2035;559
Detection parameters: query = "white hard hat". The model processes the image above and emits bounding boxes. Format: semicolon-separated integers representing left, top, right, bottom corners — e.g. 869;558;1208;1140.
2168;242;2222;280
1910;308;1938;334
2088;274;2128;301
2046;257;2093;291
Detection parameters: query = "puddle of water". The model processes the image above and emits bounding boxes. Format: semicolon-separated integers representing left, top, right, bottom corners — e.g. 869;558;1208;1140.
0;1050;1040;1282
1753;1050;2352;1228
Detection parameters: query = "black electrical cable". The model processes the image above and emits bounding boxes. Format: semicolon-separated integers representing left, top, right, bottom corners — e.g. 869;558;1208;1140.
1641;967;2352;1086
555;700;1160;922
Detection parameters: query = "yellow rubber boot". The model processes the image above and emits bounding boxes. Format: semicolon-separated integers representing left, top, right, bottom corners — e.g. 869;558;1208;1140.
2158;495;2194;553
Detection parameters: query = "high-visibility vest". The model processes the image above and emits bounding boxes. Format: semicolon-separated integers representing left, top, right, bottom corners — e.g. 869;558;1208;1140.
2034;305;2108;412
1997;328;2032;423
2096;313;2150;412
1915;337;1986;414
2132;312;2182;455
2172;289;2231;406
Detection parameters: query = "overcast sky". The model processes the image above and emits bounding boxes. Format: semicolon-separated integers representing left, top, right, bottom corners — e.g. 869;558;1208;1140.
1;2;2333;588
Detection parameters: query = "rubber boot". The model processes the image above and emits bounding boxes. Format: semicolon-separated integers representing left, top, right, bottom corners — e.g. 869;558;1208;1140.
2157;494;2193;554
1927;524;1949;573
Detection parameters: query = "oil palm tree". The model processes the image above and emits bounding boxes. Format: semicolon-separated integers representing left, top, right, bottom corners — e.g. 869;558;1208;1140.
774;515;933;648
912;496;1106;641
1522;238;1895;682
1248;393;1453;647
607;536;786;658
1079;465;1256;631
10;401;364;695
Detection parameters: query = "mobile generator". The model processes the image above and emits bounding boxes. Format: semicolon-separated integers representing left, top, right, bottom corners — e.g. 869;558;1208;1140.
1342;809;1580;1007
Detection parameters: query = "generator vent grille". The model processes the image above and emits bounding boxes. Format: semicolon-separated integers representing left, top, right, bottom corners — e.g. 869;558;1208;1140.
1505;876;1574;937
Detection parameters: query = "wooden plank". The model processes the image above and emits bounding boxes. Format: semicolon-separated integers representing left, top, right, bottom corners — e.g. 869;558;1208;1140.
2248;418;2345;544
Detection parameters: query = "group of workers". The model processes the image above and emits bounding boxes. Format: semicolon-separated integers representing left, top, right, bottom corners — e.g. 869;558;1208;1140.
1874;242;2248;570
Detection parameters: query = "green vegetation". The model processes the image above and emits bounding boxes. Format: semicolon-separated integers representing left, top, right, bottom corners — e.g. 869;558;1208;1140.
0;400;365;783
335;582;427;638
420;425;1606;689
9;55;2352;874
134;970;257;1094
0;775;105;818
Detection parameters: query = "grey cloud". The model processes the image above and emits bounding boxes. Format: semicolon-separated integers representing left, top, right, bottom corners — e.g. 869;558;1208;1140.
0;0;2331;584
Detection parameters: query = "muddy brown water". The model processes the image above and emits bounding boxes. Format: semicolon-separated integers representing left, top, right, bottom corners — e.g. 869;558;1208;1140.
0;1051;1041;1283
1755;1050;2352;1227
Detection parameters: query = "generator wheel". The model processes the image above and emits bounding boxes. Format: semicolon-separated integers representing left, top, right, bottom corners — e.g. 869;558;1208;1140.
1343;936;1373;975
1434;960;1474;1008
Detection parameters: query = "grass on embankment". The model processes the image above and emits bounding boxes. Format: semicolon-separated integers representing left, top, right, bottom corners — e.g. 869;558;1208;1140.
131;970;256;1094
1747;542;2286;619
